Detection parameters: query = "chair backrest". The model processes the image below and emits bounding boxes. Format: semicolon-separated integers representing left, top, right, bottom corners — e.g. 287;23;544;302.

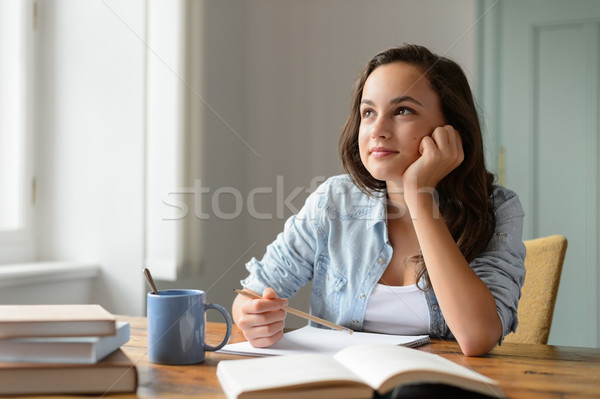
504;235;567;345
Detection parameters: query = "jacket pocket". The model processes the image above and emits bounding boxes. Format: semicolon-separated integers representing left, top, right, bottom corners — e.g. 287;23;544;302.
312;255;347;318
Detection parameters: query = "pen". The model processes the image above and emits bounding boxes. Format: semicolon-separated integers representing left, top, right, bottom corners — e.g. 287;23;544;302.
234;289;354;335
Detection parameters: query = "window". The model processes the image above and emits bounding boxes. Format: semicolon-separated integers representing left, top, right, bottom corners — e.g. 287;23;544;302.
0;0;35;263
145;0;205;280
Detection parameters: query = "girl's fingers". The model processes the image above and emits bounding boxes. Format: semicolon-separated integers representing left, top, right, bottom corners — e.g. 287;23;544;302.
431;125;457;151
247;328;285;348
238;310;286;347
429;125;463;162
237;287;287;346
242;295;288;314
431;126;449;147
445;126;464;164
419;135;435;155
243;319;286;340
262;287;278;299
239;308;286;328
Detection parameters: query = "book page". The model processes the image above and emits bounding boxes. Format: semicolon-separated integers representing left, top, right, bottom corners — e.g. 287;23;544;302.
218;325;429;356
216;353;371;399
333;344;502;396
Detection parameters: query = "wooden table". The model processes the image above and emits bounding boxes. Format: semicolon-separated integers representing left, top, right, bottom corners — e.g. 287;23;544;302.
14;316;600;398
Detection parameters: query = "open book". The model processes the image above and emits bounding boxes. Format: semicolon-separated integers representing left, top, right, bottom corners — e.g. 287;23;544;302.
216;343;504;399
217;325;429;356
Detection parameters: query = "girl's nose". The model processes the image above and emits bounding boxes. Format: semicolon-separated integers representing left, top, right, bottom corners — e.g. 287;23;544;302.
369;116;392;139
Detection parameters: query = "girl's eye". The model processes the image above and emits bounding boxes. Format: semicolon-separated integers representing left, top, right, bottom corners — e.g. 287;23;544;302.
361;108;375;118
395;107;414;116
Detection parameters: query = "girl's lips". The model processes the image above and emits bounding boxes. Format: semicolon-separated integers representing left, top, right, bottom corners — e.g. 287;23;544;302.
370;147;398;158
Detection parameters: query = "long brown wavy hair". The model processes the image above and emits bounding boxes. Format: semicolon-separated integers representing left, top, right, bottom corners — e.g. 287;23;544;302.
339;44;496;289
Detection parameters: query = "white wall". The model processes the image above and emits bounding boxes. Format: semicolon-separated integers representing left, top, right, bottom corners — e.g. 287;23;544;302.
35;0;146;316
33;0;477;319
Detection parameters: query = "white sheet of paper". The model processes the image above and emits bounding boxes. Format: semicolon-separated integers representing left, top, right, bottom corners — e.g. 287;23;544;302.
217;325;429;357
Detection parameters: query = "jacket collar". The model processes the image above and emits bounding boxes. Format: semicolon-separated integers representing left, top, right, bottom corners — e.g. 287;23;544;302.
365;190;387;229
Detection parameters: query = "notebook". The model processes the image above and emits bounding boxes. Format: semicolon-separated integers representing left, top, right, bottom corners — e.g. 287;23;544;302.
217;325;430;357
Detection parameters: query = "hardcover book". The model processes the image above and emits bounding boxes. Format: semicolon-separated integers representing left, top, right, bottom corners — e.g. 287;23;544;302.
0;348;138;395
0;304;116;339
0;321;130;363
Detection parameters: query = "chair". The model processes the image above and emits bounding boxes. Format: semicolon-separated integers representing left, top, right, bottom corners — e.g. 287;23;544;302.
504;234;567;345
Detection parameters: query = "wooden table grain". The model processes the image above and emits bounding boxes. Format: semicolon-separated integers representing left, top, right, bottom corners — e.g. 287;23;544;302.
9;315;600;398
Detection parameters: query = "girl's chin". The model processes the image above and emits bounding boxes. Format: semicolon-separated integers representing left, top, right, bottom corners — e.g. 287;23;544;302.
366;168;406;183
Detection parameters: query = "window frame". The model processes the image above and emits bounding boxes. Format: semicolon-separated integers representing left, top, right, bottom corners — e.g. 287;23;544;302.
0;0;36;264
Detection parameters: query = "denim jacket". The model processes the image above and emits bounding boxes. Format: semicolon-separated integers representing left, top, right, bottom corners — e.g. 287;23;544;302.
242;174;526;341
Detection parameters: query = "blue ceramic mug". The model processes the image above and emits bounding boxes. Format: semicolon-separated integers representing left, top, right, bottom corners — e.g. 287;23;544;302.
147;289;232;365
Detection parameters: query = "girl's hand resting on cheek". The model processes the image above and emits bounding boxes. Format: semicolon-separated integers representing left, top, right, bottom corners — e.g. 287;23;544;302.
235;288;288;348
402;125;464;192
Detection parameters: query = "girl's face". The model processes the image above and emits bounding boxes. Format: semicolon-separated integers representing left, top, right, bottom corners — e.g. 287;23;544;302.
358;62;446;184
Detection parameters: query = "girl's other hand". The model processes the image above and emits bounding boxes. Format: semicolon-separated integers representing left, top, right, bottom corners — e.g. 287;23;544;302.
234;288;288;347
403;125;464;192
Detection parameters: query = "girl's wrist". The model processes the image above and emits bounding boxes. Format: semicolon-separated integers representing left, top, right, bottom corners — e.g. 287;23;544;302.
406;190;439;221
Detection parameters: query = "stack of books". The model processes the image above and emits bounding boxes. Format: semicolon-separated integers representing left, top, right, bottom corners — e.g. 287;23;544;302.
0;304;138;395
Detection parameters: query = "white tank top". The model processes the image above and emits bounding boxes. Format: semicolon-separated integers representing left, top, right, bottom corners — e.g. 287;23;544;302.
362;283;430;335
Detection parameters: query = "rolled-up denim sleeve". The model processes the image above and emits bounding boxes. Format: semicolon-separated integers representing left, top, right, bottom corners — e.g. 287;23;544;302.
470;188;526;342
241;184;325;299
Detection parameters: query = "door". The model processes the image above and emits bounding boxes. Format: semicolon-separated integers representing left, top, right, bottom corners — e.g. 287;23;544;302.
478;0;600;347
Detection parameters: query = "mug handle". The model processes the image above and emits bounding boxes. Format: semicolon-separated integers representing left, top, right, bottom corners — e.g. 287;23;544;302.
203;303;233;351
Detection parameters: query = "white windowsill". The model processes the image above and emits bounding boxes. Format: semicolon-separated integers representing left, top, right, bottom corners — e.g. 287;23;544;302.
0;261;100;288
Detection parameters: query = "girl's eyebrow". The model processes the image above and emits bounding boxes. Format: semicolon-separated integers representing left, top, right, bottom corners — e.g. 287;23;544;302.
360;96;424;107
